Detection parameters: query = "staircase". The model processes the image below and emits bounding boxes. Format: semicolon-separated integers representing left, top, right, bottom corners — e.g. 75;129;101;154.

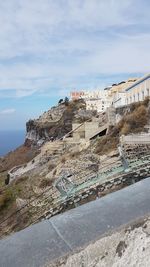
41;140;65;157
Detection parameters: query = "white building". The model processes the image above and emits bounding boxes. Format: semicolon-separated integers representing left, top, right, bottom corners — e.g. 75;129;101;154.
70;74;150;111
113;92;127;108
112;74;150;108
125;73;150;105
84;91;111;112
86;99;104;112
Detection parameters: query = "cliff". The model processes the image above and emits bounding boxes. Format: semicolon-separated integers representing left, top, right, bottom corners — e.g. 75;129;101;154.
0;99;96;172
25;100;95;146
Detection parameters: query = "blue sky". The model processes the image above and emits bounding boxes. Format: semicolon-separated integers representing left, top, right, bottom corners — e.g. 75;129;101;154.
0;0;149;130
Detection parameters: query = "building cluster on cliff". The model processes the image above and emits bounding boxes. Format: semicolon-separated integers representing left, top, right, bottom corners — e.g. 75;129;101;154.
70;73;150;112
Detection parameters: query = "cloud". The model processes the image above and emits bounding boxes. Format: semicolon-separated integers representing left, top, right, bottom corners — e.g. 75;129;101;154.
0;108;16;115
0;0;149;98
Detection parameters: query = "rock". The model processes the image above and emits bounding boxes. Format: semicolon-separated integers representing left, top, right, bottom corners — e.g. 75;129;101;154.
25;101;88;146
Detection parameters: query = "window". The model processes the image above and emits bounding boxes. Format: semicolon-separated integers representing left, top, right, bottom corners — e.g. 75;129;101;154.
137;93;140;101
142;91;144;100
133;95;135;102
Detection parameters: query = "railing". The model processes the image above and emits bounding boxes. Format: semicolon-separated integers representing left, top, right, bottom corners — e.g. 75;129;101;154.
120;134;150;144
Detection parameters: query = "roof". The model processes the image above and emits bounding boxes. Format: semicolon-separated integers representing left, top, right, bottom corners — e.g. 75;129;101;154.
108;78;139;95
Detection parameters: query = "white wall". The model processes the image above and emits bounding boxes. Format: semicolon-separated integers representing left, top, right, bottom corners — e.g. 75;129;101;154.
113;76;150;108
85;91;111;112
126;78;150;105
113;92;126;108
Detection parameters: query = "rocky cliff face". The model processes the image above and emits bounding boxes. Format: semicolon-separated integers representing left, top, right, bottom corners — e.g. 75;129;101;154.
25;104;69;145
25;100;95;146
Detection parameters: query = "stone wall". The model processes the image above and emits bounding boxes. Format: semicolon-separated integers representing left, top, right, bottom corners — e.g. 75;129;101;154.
72;123;85;140
84;121;99;140
72;120;108;141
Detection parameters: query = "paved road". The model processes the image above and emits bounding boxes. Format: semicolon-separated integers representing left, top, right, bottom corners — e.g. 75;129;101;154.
0;177;150;267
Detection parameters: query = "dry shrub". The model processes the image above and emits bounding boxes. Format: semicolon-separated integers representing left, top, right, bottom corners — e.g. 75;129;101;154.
69;99;85;109
23;164;27;168
14;176;28;185
0;189;14;211
143;96;150;107
48;163;56;171
61;156;66;163
70;151;80;159
129;102;141;112
120;105;148;135
39;178;53;188
53;169;57;176
95;101;149;155
95;136;119;155
120;122;131;135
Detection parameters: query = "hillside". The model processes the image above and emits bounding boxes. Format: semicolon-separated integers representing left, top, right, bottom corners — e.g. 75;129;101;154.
0;99;95;172
0;145;39;173
0;98;150;238
25;99;95;145
95;98;150;155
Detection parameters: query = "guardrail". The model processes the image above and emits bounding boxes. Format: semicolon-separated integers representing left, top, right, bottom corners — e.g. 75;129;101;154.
120;134;150;144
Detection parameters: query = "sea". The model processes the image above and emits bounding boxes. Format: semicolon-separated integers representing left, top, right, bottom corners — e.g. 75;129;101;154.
0;130;25;157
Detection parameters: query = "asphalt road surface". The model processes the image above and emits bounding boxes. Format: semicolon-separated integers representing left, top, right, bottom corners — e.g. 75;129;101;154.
0;177;150;267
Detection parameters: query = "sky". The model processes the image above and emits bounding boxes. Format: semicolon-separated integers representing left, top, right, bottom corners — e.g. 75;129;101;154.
0;0;150;130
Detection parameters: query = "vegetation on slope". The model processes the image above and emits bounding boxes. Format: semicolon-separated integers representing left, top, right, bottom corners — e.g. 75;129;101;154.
0;98;149;237
95;98;150;155
0;145;39;172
